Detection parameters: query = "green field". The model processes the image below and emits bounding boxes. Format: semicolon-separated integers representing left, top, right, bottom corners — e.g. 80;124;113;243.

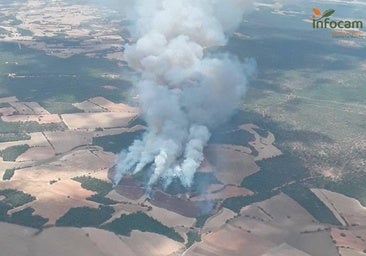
92;130;144;153
72;176;113;196
222;191;278;213
0;42;131;114
186;230;201;248
241;154;310;193
0;144;29;161
0;189;35;208
56;206;114;227
310;172;366;207
0;189;43;227
9;207;48;229
283;184;341;225
102;212;184;242
0;119;64;135
87;194;118;205
195;214;211;228
2;168;15;180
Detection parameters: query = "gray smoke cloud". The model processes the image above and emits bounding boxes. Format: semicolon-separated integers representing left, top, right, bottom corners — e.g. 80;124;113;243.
113;0;256;189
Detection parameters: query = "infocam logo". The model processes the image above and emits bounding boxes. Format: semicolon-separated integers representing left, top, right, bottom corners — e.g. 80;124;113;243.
312;8;363;29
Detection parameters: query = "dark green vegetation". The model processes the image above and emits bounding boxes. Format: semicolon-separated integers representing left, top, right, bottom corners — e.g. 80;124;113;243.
221;142;339;225
220;140;340;224
222;191;278;213
0;189;35;208
0;201;12;219
0;102;11;108
0;42;130;114
0;120;65;134
102;212;184;242
241;154;310;194
92;130;144;153
195;214;211;228
209;121;261;157
72;176;117;205
87;194;118;205
0;144;29;161
227;7;366;219
283;184;341;225
9;207;48;229
0;190;45;228
218;131;310;214
0;119;64;144
310;172;366;207
2;168;15;180
186;230;201;248
209;129;253;147
72;176;113;196
56;206;114;227
228;110;334;148
0;132;30;143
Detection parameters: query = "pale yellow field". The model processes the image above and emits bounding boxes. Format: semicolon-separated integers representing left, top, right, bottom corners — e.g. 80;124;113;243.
331;228;366;252
89;97;138;113
1;146;115;222
105;190;140;204
230;193;338;256
0;107;15;116
93;125;145;137
0;96;18;103
2;114;62;124
61;112;136;130
312;188;366;226
16;146;55;162
145;202;196;228
105;204;145;225
44;130;94;154
54;147;115;172
240;124;282;161
82;228;137;256
185;225;274;256
205;144;259;185
202;208;236;233
24;102;50;115
2;177;98;224
121;230;184;256
191;185;252;201
262;243;312;256
0;132;50;151
339;248;366;256
0;159;26;176
73;100;105;113
26;226;109;256
9;102;34;115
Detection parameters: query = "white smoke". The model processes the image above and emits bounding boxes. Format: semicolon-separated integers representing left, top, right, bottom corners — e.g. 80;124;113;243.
114;0;256;188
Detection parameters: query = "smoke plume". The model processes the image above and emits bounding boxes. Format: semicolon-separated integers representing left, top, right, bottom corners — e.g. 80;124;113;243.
114;0;256;189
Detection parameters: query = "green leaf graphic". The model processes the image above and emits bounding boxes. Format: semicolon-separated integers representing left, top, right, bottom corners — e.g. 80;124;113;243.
320;9;335;19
